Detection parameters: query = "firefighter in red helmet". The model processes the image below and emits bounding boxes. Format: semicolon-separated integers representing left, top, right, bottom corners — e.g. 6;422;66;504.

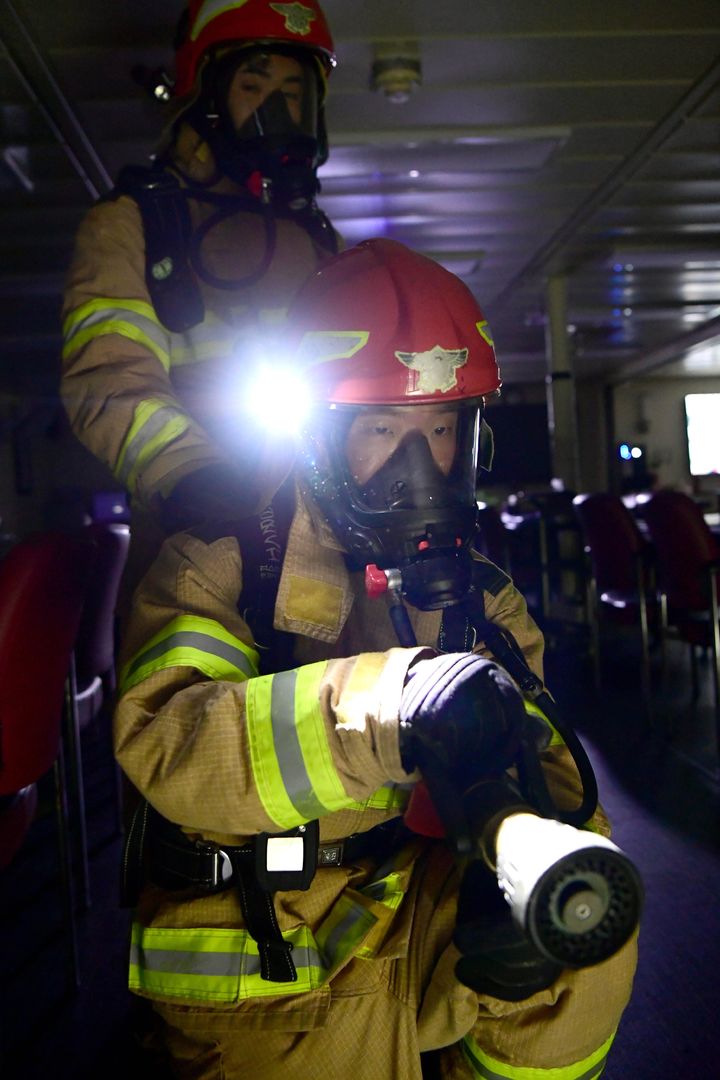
115;240;638;1079
61;1;340;593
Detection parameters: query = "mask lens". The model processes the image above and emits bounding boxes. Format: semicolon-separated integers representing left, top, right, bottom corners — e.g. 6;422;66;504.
218;49;319;143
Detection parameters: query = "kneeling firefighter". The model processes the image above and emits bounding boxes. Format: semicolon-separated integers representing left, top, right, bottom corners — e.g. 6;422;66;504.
115;239;639;1079
61;0;340;589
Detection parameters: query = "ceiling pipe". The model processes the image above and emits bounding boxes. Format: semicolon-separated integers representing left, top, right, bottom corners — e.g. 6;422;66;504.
610;314;720;384
492;52;720;311
0;0;112;200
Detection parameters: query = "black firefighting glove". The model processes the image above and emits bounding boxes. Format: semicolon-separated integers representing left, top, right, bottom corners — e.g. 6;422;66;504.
160;463;263;533
399;653;527;787
399;653;528;852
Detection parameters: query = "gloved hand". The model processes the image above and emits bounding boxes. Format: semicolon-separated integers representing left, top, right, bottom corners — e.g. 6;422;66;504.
399;653;527;791
160;463;263;533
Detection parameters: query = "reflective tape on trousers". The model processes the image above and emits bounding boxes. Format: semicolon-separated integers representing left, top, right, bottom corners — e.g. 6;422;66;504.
461;1030;616;1080
129;889;381;1003
119;614;260;695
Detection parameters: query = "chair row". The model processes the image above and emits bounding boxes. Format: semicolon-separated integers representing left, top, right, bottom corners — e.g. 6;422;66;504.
476;489;720;749
573;490;719;744
0;523;129;987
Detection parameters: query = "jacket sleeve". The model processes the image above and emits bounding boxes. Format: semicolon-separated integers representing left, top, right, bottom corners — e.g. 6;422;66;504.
114;530;424;838
60;196;226;509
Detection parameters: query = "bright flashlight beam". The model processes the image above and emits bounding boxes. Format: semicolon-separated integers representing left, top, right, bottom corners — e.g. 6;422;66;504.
245;368;313;434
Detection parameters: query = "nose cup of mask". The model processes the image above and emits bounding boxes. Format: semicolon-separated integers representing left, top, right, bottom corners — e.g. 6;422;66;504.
360;431;453;511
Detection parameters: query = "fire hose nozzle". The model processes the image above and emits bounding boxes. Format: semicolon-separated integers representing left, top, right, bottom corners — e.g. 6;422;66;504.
493;812;642;969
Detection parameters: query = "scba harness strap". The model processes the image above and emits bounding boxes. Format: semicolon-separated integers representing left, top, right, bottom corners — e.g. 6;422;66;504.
110;163;338;334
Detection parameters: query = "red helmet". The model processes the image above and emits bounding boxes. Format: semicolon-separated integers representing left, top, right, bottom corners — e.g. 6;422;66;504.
287;239;501;406
175;0;335;98
281;241;501;605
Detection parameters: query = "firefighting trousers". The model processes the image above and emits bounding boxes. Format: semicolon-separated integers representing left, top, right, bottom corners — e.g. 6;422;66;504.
139;843;637;1080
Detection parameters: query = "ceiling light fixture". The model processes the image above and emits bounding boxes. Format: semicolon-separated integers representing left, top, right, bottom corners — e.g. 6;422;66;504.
370;41;422;105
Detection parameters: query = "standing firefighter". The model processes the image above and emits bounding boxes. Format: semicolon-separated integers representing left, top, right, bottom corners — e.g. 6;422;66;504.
61;0;339;578
116;240;638;1079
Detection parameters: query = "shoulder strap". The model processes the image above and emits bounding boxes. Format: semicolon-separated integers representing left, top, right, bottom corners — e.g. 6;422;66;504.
232;476;296;674
113;164;206;333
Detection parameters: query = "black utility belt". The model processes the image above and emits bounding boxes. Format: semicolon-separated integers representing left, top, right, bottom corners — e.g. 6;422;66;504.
146;816;405;896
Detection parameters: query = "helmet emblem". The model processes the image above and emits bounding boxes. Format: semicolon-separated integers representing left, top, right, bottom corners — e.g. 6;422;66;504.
269;2;316;35
395;345;468;394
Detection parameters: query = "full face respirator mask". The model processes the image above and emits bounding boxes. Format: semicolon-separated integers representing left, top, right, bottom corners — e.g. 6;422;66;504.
301;402;490;611
195;46;326;208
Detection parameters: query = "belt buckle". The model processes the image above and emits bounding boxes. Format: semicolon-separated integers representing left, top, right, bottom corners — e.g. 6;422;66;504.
196;841;234;890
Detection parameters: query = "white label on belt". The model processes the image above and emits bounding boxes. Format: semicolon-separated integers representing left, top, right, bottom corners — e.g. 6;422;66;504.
266;836;304;872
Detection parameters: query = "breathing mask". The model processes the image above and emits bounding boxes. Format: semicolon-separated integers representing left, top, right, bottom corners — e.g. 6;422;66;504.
301;400;490;610
193;46;326;207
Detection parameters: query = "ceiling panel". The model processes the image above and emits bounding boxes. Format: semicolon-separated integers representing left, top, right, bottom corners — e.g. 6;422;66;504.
0;0;719;387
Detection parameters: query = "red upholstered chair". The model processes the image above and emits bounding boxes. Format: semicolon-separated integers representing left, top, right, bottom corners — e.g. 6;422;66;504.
640;491;720;748
74;522;130;719
0;531;95;986
573;492;658;707
70;522;130;864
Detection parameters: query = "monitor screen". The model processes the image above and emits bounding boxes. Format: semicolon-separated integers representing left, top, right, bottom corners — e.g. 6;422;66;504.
685;393;720;476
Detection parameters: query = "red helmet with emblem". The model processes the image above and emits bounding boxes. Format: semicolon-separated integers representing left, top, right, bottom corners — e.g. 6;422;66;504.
287;238;501;406
282;240;501;606
175;0;335;98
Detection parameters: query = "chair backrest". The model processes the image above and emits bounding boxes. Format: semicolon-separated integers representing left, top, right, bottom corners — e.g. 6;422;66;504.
573;492;647;594
640;490;720;610
74;522;130;687
0;532;94;794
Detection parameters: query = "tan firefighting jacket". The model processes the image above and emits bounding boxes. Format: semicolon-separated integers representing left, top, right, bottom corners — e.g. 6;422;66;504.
113;485;636;1080
61;123;336;517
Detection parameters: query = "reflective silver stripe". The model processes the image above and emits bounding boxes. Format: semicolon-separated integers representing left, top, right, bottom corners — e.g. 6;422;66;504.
319;906;368;968
116;405;188;486
130;941;322;978
363;880;388;902
64;305;170;356
123;630;256;684
271;670;328;820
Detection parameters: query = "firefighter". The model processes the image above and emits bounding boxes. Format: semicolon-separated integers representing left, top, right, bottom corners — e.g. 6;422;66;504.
115;240;637;1079
60;0;339;587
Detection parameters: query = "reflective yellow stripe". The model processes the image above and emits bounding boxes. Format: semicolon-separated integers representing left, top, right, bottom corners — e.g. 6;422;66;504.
130;890;381;1002
129;845;417;1003
119;615;259;695
168;312;235;366
190;1;249;41
348;782;411;814
462;1030;616;1080
315;893;377;973
476;319;494;347
129;921;325;1002
294;662;351;812
524;699;564;747
62;297;171;370
115;398;190;492
246;664;352;830
297;330;369;368
169;337;234;365
246;672;300;828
